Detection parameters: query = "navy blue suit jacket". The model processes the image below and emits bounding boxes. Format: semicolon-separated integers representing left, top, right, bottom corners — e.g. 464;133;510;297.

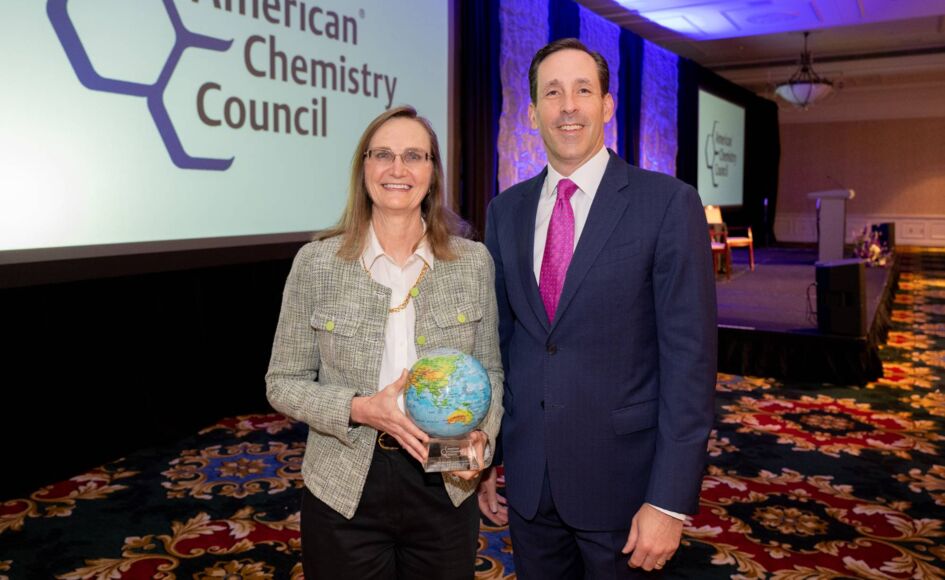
484;151;717;531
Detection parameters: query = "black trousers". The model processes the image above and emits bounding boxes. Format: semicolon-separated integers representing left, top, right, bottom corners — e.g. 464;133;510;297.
509;469;662;579
300;441;479;580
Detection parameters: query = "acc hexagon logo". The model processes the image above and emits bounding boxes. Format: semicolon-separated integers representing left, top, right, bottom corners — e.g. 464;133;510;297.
47;0;234;170
703;120;723;188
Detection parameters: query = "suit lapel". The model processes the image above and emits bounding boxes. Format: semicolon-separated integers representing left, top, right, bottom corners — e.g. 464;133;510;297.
551;153;631;331
515;169;551;334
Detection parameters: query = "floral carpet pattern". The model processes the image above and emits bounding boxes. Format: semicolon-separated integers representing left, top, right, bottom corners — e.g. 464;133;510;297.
677;249;945;579
1;249;943;579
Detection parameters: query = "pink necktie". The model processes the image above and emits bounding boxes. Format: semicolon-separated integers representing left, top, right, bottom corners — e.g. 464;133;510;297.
539;178;578;322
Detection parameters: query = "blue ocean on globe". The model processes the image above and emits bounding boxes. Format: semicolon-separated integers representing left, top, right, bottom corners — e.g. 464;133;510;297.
405;348;492;438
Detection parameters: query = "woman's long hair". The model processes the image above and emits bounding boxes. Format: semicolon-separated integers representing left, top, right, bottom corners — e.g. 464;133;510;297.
316;105;469;261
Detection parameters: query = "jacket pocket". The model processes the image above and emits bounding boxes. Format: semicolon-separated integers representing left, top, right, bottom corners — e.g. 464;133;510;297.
425;301;483;354
611;398;658;435
310;306;362;337
310;306;364;370
432;302;483;329
592;240;641;269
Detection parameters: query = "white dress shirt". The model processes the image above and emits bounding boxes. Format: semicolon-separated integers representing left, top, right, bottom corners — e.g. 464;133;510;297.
361;224;432;411
534;147;686;522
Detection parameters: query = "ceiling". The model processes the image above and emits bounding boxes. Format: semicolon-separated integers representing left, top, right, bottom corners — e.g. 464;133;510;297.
578;0;945;117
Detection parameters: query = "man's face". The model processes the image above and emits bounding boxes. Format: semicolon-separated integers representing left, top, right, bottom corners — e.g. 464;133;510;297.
529;49;614;176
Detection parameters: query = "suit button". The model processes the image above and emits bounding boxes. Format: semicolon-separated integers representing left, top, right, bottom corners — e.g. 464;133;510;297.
546;344;557;355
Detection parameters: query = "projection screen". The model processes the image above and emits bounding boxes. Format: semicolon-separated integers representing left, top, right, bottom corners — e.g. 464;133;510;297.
0;0;451;265
697;88;745;208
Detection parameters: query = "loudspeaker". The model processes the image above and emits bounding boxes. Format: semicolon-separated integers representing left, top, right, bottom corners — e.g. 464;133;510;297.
816;259;866;337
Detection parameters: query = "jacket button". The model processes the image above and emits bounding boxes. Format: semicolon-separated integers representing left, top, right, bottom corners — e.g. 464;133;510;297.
416;335;427;345
457;313;467;323
546;344;557;354
325;321;335;332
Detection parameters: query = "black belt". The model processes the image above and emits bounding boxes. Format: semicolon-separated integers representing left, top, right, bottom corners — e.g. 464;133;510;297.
377;431;402;451
374;431;444;484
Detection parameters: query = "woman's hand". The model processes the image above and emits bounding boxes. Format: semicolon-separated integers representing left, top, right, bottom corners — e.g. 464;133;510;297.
350;369;429;463
446;430;488;481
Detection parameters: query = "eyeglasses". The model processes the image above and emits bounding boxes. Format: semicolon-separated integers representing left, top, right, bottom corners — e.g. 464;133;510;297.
364;148;433;167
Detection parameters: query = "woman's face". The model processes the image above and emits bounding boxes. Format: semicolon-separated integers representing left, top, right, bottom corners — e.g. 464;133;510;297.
364;117;434;219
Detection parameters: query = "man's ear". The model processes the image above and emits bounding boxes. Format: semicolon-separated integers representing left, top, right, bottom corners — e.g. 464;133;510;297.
528;102;538;130
603;92;615;124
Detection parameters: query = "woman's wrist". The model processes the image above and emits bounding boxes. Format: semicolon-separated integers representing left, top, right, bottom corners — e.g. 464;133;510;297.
349;395;366;426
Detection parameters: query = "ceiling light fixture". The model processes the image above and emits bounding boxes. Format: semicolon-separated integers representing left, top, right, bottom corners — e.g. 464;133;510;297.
775;31;834;109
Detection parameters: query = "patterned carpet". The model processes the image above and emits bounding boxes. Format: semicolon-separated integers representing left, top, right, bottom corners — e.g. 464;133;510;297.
2;249;944;579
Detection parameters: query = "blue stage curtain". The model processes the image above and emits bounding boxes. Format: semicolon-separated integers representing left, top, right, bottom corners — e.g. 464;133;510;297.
676;57;699;186
473;0;780;243
578;5;620;154
618;30;643;164
639;41;679;175
548;0;579;40
459;0;502;239
493;0;648;194
551;0;642;163
496;0;549;192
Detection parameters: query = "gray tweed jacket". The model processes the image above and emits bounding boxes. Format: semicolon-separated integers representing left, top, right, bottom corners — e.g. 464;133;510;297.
266;235;504;519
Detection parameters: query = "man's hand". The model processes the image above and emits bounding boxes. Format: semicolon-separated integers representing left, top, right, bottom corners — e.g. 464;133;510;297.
350;369;429;463
446;430;488;481
476;466;509;525
622;503;683;572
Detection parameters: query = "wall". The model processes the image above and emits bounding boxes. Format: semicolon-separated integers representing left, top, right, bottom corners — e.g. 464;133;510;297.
775;116;945;246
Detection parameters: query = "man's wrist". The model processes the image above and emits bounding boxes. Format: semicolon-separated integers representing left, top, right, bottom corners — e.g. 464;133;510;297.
648;503;687;521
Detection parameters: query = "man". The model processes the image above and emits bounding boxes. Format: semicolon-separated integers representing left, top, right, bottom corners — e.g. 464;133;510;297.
480;38;717;577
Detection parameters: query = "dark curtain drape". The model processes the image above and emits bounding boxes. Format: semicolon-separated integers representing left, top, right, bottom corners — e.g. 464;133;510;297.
676;58;781;245
458;0;502;240
0;257;292;498
746;97;780;245
618;30;643;164
549;0;580;40
675;58;700;188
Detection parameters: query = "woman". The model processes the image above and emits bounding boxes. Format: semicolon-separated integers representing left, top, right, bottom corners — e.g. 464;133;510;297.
266;105;503;579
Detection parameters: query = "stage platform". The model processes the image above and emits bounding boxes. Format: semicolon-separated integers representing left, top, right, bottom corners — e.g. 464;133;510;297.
716;246;898;386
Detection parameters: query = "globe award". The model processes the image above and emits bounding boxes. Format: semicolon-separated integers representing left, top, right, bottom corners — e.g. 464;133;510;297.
405;348;492;473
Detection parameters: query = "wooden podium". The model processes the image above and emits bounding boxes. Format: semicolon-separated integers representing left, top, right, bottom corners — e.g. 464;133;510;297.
807;189;855;262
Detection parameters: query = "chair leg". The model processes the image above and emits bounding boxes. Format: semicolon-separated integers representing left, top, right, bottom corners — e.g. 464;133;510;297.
749;245;755;271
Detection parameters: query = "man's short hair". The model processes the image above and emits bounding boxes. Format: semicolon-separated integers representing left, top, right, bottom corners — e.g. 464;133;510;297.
528;37;610;104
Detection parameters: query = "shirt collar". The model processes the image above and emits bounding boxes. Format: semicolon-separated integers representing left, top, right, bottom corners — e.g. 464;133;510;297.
545;146;611;201
362;220;434;270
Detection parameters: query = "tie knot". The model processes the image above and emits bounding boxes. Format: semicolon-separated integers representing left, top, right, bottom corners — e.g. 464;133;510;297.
556;178;578;202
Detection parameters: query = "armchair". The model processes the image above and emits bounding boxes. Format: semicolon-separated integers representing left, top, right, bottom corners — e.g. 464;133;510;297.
704;205;754;272
726;226;754;271
708;223;731;280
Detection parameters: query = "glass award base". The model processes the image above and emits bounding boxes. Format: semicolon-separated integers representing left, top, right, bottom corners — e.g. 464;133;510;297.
423;436;481;473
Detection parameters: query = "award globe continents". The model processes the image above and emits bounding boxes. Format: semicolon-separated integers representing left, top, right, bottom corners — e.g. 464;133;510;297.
405;348;492;472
